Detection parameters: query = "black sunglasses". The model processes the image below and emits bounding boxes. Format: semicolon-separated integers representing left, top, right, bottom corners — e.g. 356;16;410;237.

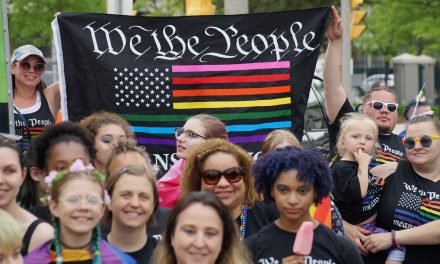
200;167;243;185
17;60;45;73
367;100;398;112
402;135;440;149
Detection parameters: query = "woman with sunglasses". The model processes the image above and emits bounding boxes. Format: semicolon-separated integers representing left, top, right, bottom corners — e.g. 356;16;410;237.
11;45;60;151
361;115;440;263
180;139;278;240
158;114;227;208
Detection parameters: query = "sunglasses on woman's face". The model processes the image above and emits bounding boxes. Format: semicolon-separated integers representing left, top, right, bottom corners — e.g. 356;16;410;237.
366;100;398;112
200;167;243;185
16;60;45;73
402;135;440;149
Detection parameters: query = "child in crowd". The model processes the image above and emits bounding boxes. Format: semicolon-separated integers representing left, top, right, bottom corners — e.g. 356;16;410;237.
24;159;135;264
23;121;95;222
331;112;404;263
247;147;362;263
0;209;25;264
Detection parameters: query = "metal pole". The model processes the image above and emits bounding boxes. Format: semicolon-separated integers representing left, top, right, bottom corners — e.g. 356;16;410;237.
1;0;13;134
341;0;352;100
224;0;248;15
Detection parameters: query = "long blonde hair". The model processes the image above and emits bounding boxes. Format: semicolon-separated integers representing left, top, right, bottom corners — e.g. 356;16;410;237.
0;209;22;254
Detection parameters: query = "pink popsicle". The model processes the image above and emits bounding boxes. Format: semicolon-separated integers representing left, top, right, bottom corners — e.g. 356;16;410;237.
293;221;314;256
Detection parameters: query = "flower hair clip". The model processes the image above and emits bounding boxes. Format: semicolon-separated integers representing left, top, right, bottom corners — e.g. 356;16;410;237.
43;159;106;189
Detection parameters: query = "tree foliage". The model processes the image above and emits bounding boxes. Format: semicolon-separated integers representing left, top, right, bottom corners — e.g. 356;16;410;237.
134;0;337;16
358;0;440;61
8;0;106;53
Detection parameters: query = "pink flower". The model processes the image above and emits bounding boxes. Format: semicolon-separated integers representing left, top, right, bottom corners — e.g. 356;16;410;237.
44;171;57;185
104;190;112;205
69;159;87;172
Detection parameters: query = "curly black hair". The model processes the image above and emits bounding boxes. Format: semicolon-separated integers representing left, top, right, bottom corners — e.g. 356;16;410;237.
27;121;96;170
253;147;332;205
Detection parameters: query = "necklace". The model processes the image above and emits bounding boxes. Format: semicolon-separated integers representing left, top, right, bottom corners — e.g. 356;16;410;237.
239;202;248;240
60;240;91;250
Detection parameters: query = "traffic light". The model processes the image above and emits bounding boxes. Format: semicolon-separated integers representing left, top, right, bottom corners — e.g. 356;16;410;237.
186;0;216;16
350;0;366;40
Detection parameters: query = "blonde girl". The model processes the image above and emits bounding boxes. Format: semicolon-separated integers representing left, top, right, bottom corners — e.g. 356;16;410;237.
332;112;404;263
0;209;24;263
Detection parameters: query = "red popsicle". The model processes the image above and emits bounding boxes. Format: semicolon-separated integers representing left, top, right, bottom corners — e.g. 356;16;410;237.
293;221;314;256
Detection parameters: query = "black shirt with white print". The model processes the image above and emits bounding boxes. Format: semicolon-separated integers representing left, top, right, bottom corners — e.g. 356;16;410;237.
245;222;363;264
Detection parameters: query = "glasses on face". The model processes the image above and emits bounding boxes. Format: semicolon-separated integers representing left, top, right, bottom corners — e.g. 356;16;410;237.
175;128;206;140
366;100;398;112
16;60;45;74
200;167;243;185
402;135;440;149
61;194;103;207
410;110;434;120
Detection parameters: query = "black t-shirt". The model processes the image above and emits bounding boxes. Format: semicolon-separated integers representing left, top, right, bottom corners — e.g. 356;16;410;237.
328;98;405;166
331;160;383;224
105;235;158;264
235;201;279;239
372;160;440;264
28;204;52;223
245;222;363;263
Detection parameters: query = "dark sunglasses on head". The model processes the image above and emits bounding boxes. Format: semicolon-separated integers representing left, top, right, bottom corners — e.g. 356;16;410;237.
200;167;243;185
16;60;45;73
402;135;440;149
366;100;398;112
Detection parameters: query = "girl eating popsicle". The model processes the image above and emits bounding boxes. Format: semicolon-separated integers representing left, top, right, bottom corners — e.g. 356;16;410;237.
245;147;363;263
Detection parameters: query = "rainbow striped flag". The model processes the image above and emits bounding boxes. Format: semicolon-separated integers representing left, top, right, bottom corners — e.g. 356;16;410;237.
53;8;331;174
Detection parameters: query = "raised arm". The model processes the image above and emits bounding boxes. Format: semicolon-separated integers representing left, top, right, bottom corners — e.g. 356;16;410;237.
44;81;61;120
324;6;347;124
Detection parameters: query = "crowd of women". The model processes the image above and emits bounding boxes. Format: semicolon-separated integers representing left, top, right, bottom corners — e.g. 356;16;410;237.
2;5;440;264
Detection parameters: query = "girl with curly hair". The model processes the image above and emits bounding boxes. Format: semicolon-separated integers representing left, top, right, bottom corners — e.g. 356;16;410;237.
80;111;134;173
247;147;362;263
22;121;95;222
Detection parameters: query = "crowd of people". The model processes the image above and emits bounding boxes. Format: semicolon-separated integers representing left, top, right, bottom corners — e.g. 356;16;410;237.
1;5;439;264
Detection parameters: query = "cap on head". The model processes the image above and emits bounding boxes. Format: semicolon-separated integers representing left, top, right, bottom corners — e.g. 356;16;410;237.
11;45;46;64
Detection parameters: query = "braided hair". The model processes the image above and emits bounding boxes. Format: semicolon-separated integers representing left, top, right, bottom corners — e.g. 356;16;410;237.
47;160;105;264
52;222;102;264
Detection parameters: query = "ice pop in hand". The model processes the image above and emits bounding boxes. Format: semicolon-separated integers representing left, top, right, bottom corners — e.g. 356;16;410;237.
293;221;314;256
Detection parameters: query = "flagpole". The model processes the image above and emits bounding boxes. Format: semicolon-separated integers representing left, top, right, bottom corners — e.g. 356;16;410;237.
410;83;427;119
